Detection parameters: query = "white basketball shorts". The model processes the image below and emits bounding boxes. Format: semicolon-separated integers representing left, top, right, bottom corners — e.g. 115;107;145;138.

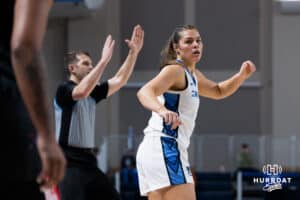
136;135;194;196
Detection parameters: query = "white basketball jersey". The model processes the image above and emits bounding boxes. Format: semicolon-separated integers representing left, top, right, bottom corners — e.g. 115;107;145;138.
143;67;200;149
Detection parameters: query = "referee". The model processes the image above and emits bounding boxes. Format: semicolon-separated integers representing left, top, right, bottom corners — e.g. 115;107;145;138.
55;25;144;200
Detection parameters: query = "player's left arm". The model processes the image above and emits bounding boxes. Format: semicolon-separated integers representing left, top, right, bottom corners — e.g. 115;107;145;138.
196;60;256;99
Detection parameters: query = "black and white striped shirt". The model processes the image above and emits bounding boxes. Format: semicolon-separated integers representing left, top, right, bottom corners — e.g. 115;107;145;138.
54;80;108;149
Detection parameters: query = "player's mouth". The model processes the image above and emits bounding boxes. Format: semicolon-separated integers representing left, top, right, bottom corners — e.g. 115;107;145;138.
192;50;201;55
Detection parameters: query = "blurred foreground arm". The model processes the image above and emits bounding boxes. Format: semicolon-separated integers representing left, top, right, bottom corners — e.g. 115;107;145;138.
11;0;66;189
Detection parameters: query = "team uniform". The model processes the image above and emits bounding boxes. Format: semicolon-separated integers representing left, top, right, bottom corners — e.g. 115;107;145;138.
55;80;120;200
136;64;200;196
0;0;44;199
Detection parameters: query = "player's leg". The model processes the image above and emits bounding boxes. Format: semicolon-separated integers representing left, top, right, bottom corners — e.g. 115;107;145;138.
148;183;195;200
163;183;196;200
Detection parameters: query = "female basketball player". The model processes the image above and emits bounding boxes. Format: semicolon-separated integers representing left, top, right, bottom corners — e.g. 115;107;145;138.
136;25;256;200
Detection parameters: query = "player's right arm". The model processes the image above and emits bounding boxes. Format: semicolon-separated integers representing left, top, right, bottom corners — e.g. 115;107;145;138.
11;0;65;189
137;65;184;129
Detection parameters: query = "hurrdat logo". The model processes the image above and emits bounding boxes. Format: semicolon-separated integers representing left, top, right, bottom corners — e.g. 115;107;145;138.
253;164;292;192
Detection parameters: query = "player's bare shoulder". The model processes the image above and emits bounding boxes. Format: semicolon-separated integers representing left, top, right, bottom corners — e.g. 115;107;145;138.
159;64;186;89
160;64;185;78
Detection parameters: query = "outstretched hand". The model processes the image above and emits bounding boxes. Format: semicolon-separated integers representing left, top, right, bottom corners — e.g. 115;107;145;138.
125;25;144;54
100;35;115;66
239;60;256;79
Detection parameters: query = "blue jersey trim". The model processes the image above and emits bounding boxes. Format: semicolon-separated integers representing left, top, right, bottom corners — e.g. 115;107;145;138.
162;93;180;138
161;137;186;185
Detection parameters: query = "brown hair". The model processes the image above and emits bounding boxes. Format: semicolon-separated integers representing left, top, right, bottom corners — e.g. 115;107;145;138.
160;25;197;69
64;51;90;75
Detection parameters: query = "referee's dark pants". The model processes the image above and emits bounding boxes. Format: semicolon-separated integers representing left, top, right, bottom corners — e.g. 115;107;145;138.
59;146;120;200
